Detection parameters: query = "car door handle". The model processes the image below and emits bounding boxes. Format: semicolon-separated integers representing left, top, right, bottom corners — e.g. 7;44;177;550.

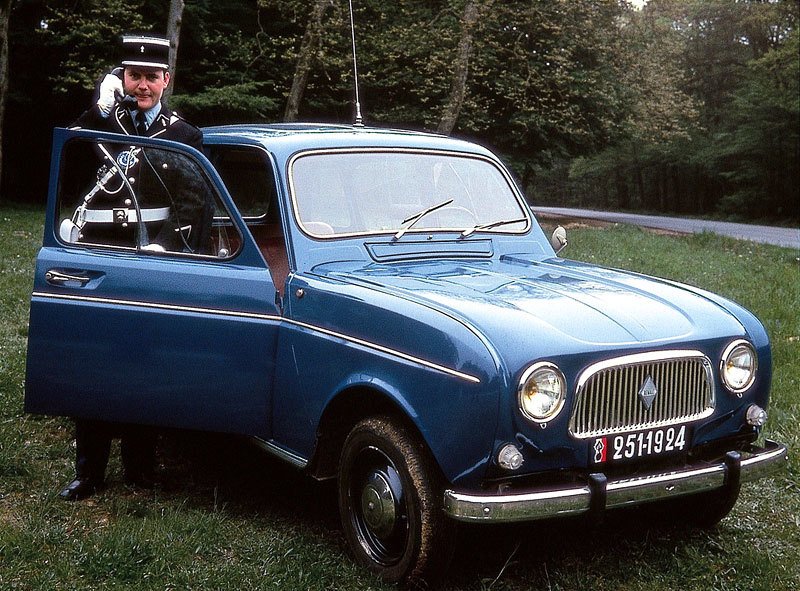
45;270;92;286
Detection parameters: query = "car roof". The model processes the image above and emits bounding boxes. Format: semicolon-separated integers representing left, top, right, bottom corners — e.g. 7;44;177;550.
200;123;497;159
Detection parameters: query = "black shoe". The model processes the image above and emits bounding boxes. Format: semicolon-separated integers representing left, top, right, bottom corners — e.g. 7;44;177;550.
58;478;100;501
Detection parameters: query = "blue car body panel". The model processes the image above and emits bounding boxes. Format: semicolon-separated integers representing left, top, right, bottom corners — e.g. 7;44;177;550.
25;123;777;492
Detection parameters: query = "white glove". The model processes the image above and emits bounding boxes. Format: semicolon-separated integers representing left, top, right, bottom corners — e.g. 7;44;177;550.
97;74;123;117
140;243;166;253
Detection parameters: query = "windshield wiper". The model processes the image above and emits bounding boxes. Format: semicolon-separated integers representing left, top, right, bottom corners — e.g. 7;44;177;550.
393;199;454;240
460;217;528;238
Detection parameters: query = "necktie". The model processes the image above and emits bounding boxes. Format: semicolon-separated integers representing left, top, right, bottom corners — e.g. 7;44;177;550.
136;111;147;136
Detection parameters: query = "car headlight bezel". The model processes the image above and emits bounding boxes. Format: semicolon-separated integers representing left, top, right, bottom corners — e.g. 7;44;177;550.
518;361;567;423
720;339;757;395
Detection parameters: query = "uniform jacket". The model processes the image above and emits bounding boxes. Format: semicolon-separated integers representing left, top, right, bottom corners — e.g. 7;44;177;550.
71;102;211;253
74;102;203;149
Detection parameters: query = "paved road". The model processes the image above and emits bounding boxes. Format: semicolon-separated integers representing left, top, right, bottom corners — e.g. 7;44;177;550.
532;206;800;250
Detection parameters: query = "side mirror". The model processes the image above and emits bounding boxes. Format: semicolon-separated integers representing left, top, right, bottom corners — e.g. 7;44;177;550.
550;225;567;254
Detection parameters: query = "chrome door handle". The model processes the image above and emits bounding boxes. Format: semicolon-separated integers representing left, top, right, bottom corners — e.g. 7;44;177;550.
45;270;91;286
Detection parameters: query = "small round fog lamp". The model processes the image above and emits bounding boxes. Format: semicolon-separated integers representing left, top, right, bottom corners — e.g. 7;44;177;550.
497;444;524;470
746;404;768;427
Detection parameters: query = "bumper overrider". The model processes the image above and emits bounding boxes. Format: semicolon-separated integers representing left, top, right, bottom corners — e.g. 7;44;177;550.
444;440;788;523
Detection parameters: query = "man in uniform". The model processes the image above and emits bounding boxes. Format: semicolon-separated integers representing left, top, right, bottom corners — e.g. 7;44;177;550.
65;33;210;254
59;33;209;501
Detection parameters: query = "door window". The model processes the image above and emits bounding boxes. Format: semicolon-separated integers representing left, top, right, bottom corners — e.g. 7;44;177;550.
57;137;240;258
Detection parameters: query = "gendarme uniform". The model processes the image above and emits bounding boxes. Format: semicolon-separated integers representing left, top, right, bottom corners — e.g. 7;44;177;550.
70;35;209;253
58;35;210;502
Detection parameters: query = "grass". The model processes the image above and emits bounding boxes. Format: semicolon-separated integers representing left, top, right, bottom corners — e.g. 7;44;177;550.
1;206;798;590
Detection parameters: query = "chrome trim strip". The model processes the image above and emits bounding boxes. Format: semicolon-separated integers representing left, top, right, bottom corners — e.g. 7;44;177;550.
443;440;787;523
82;206;171;224
250;437;308;469
32;290;281;321
286;317;481;384
575;350;709;391
32;291;480;384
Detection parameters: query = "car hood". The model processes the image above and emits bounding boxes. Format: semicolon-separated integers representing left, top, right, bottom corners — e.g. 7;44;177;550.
314;255;746;350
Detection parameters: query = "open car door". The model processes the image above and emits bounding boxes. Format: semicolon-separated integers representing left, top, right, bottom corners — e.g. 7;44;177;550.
25;128;284;438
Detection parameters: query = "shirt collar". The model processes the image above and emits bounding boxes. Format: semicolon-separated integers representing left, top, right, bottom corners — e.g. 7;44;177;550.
131;103;162;130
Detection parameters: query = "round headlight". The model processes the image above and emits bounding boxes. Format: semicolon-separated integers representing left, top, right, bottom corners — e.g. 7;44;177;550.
518;362;566;423
721;340;757;394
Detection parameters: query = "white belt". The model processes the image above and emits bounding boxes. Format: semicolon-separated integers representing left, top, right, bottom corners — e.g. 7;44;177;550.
82;206;170;224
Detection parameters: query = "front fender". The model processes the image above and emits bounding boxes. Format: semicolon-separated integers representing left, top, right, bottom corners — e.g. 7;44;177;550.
272;272;505;487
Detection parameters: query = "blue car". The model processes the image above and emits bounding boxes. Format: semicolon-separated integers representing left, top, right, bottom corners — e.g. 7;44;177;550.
25;124;787;586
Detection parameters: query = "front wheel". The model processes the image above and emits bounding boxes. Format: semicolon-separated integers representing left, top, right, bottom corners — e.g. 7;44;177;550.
338;416;454;587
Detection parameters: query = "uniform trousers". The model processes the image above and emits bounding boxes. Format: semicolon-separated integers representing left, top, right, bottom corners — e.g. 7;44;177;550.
74;419;157;484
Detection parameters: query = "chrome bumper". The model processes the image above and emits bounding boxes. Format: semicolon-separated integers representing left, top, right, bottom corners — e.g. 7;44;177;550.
443;440;788;523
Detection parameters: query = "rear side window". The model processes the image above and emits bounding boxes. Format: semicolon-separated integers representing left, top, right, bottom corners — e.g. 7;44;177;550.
206;145;289;294
208;145;278;221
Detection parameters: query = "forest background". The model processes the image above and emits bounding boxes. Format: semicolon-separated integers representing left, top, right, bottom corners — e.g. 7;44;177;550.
0;0;797;224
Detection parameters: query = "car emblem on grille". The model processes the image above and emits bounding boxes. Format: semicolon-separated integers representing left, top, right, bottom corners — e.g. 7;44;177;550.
638;375;658;410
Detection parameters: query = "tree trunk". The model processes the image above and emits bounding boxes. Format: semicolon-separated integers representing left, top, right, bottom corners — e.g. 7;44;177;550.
437;0;490;135
284;0;330;122
163;0;185;104
0;0;12;199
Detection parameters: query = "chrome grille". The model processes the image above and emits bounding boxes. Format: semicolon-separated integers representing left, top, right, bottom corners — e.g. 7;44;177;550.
569;351;715;439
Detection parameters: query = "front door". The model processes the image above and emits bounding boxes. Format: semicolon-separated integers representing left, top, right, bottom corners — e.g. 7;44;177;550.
24;129;281;437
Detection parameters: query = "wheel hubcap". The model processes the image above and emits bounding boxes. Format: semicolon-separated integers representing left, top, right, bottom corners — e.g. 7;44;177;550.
349;446;408;566
361;472;397;538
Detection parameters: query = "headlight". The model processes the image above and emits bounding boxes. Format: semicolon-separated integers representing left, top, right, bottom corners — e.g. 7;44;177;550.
518;362;566;423
721;340;757;395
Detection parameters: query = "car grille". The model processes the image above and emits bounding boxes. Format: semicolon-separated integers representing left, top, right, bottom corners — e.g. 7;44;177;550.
569;351;715;439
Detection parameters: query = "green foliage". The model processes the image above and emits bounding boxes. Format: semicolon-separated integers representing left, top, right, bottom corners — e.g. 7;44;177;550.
171;83;281;123
552;0;799;223
714;28;800;219
472;1;628;161
40;0;149;95
1;0;797;222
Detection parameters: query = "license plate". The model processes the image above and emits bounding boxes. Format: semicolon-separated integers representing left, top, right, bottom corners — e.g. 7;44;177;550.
590;425;690;465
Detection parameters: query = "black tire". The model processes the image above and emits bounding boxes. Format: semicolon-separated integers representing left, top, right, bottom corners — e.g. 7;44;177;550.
338;416;454;587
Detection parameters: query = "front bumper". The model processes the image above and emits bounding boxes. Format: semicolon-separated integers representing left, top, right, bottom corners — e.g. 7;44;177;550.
443;440;787;523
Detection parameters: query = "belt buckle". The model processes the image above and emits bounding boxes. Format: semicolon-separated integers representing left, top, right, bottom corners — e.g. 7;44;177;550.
113;208;128;224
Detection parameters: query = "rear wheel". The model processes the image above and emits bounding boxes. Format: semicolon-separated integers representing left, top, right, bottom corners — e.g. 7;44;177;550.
338;416;454;587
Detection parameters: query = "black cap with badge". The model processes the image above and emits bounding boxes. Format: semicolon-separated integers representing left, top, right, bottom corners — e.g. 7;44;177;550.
120;34;170;70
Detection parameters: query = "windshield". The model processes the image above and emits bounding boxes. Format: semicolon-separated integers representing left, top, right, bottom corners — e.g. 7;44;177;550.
289;150;530;238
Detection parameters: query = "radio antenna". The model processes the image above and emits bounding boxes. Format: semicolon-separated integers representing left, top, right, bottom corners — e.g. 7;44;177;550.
348;0;364;126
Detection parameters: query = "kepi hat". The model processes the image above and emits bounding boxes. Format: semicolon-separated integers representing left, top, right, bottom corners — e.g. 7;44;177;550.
121;34;170;70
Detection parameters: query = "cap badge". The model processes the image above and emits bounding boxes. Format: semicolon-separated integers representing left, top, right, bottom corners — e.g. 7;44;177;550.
139;45;145;53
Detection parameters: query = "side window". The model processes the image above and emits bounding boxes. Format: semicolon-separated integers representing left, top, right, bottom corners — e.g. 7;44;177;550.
57;137;239;258
208;145;290;295
208;146;276;219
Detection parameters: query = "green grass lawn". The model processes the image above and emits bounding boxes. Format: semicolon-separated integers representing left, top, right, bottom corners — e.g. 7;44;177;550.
1;206;798;590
